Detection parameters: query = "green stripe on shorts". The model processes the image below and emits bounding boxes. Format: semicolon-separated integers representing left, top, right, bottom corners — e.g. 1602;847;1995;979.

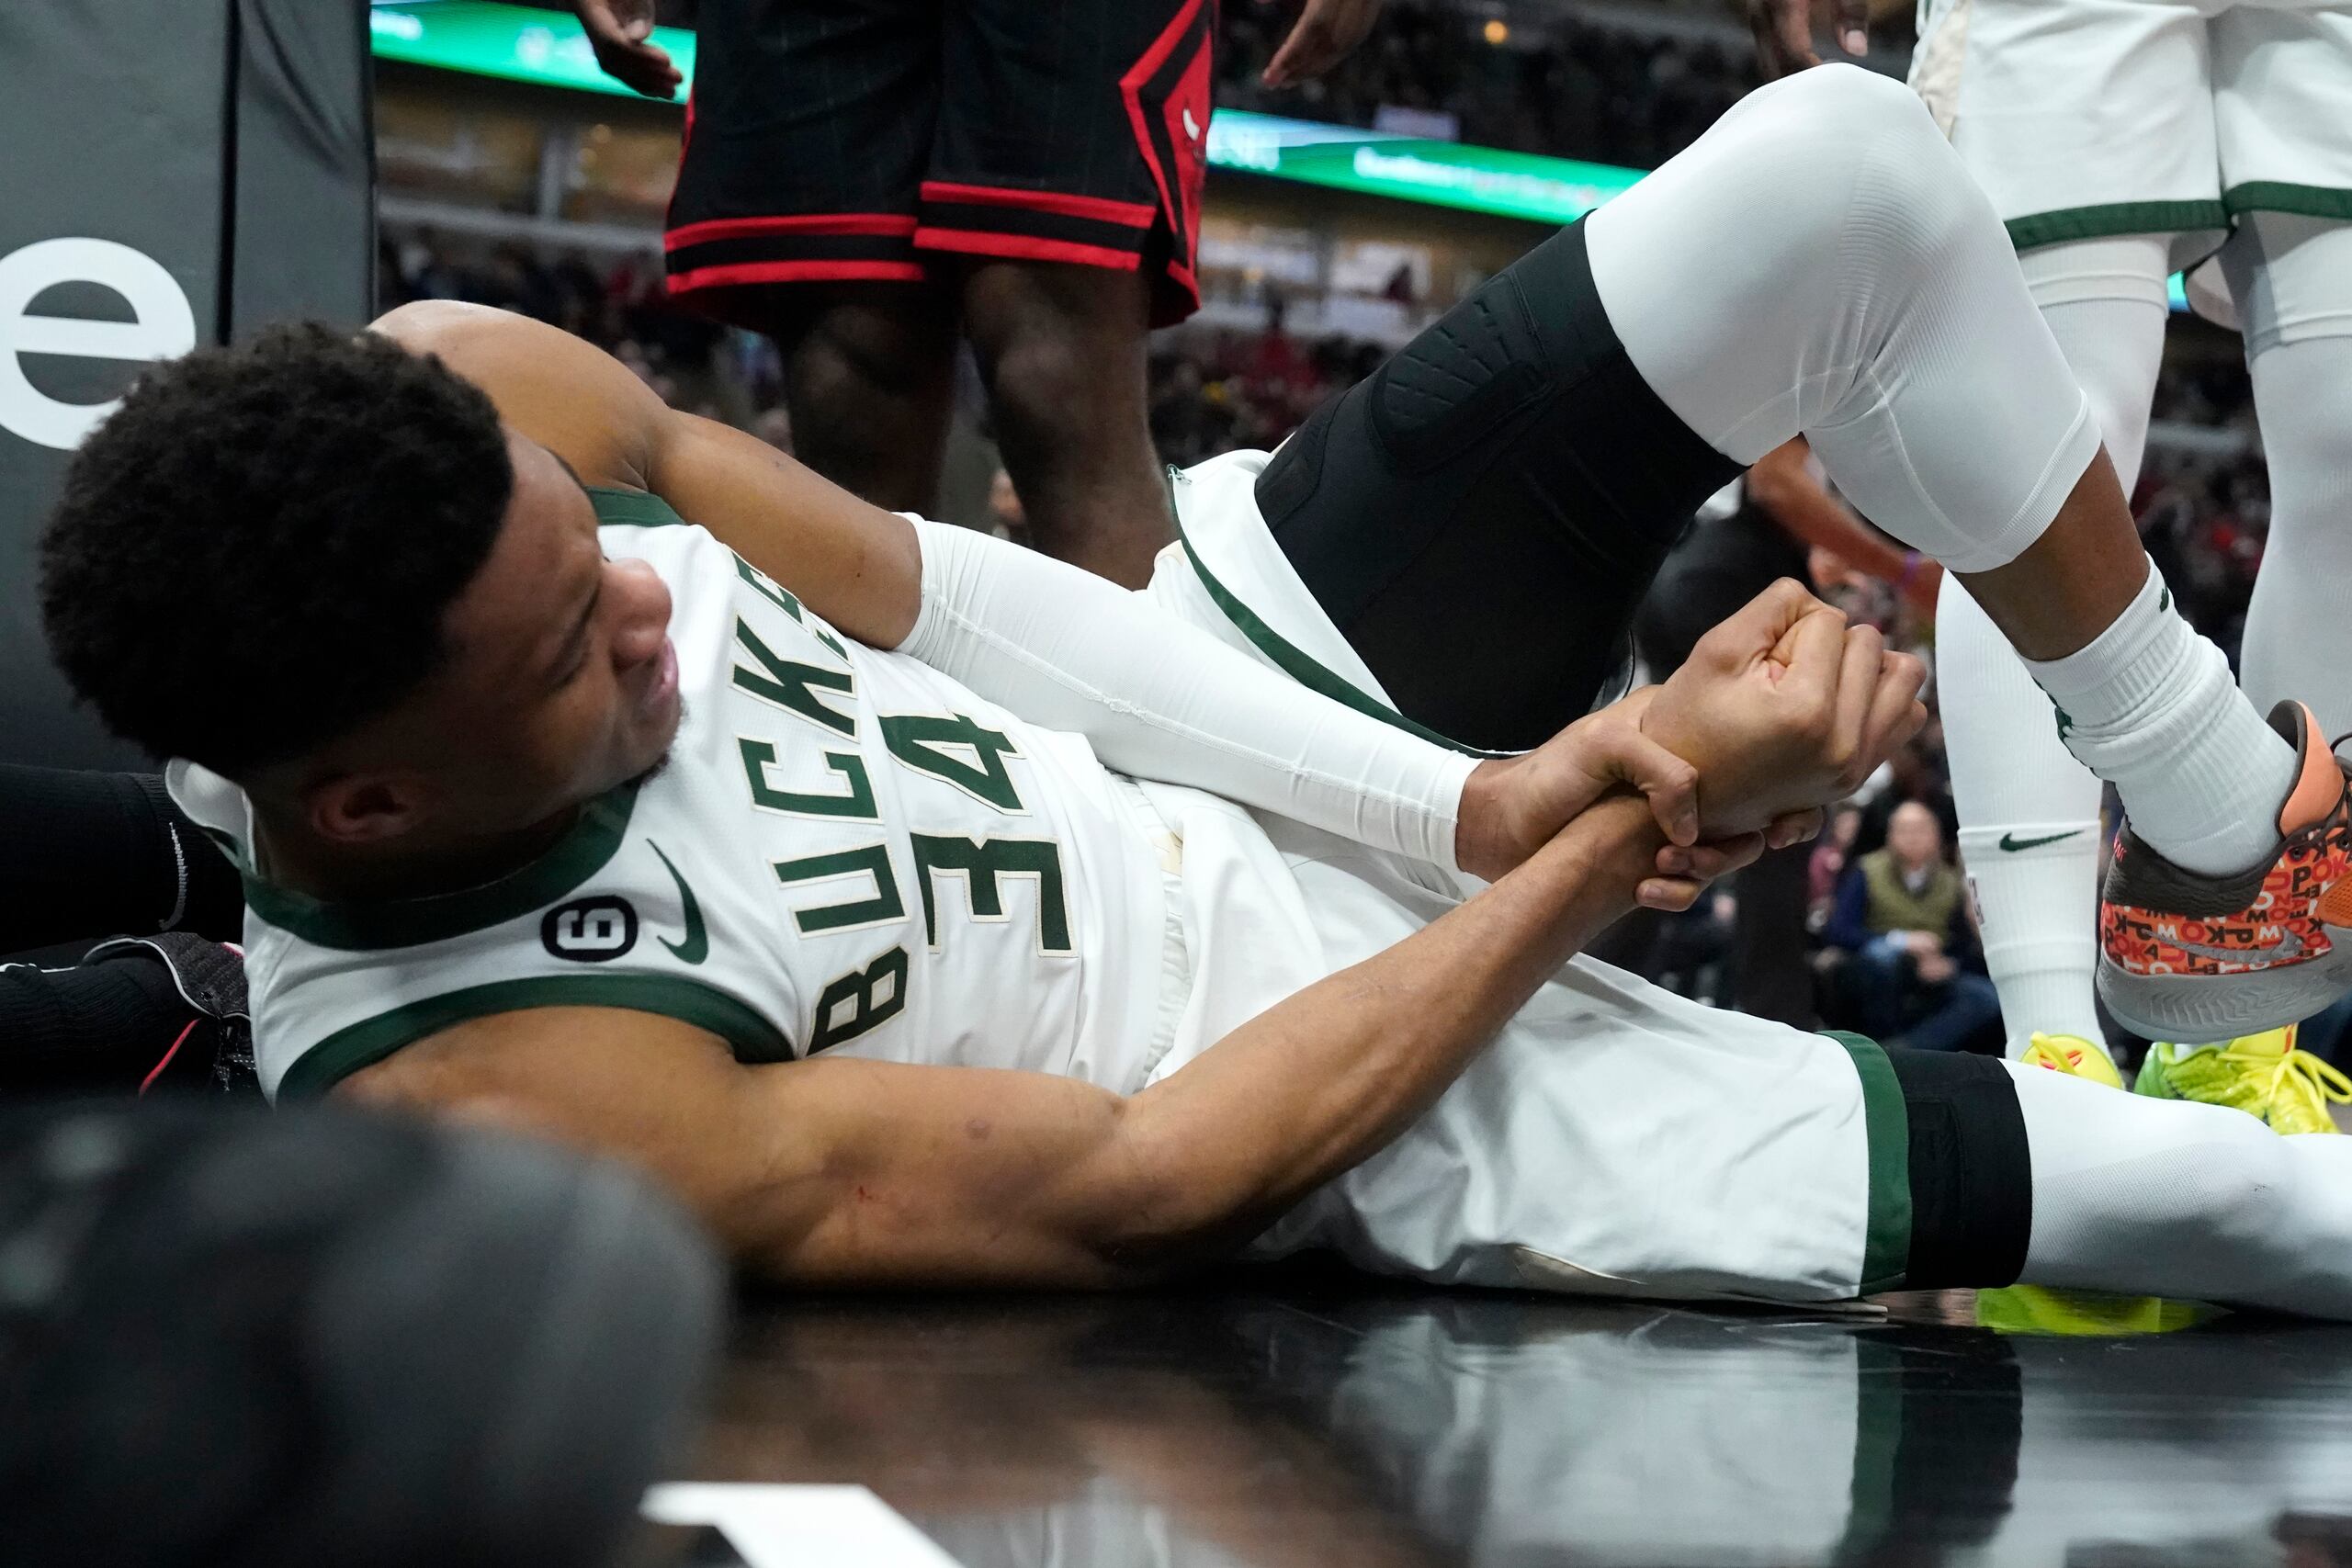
2005;199;2228;253
2222;182;2352;223
1822;1030;1913;1293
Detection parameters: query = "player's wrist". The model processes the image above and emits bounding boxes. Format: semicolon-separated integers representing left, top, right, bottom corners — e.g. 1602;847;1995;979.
1453;756;1519;882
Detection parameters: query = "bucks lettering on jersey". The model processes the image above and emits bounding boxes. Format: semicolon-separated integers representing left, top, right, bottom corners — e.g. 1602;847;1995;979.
169;488;1170;1100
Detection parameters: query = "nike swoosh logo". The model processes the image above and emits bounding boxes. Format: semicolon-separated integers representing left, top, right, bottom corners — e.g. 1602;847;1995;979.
1999;829;2086;852
2162;930;2307;967
650;840;708;965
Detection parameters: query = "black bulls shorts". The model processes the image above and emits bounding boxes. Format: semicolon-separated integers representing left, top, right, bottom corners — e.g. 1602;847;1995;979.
665;0;1215;330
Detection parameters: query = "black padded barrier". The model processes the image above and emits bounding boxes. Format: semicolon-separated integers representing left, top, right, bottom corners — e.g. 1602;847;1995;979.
0;1;372;767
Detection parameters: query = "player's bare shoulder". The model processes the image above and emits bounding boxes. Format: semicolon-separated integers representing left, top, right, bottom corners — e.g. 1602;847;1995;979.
368;299;666;489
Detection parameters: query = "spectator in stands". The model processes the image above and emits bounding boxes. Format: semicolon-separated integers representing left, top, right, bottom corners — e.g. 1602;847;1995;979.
1821;801;2001;1054
1216;1;1780;172
1807;803;1861;931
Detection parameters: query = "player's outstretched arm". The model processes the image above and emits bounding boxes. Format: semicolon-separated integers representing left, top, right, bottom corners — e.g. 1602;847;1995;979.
342;795;1733;1289
372;303;1645;882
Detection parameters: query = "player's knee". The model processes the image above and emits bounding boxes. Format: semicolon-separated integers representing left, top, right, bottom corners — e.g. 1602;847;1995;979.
983;332;1131;450
1745;65;1952;204
1783;62;1922;130
795;306;946;403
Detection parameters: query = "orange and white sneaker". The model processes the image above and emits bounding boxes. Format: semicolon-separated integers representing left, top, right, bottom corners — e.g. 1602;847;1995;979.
2098;701;2352;1042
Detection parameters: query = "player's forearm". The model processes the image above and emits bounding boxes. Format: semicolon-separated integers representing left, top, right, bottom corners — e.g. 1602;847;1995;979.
898;517;1481;870
1093;794;1664;1269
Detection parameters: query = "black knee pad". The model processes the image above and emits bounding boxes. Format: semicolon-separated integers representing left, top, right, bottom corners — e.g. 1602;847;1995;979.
1255;220;1738;752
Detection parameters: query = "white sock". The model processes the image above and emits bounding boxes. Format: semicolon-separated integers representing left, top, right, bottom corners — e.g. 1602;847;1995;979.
2024;559;2298;877
1941;578;2109;1056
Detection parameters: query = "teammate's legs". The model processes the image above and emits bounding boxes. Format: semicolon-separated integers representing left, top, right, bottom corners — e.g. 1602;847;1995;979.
1939;235;2172;1057
768;284;960;515
2226;213;2352;736
958;262;1174;587
1580;67;2352;1044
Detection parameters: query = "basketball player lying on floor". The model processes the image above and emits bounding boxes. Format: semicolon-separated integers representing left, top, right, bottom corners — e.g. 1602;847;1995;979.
43;68;2352;1313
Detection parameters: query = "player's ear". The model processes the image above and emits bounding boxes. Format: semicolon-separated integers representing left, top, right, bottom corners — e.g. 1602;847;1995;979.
306;770;429;846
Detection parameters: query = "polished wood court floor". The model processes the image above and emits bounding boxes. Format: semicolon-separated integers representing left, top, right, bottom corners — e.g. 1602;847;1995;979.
669;1272;2352;1566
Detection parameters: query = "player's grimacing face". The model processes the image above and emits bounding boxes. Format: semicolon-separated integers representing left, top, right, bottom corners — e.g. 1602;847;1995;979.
421;434;680;831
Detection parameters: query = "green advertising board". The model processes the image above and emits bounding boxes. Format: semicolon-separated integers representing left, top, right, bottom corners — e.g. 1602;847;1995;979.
1204;109;1640;225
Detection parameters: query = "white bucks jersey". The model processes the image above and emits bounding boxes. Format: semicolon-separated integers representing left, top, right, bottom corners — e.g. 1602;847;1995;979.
169;487;1170;1100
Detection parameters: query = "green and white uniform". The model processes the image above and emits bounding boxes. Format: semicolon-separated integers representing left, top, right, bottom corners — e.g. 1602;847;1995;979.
171;475;1904;1303
170;487;1178;1097
1911;0;2352;265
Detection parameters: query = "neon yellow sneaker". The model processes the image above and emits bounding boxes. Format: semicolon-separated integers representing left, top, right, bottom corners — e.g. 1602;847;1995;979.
2018;1032;2124;1089
1974;1283;2218;1337
2133;1024;2352;1134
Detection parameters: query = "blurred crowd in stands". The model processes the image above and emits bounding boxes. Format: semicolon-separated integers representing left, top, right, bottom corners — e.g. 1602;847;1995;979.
1218;1;1776;171
383;223;2281;1051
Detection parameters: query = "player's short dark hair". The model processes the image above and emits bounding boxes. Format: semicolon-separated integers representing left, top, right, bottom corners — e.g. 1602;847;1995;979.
40;323;514;777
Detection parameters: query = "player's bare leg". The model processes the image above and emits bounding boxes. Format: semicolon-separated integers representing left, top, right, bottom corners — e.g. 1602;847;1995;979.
959;260;1175;588
768;282;960;516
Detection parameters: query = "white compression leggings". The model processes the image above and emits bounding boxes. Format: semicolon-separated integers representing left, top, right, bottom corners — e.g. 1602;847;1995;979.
2008;1059;2352;1317
1583;65;2100;575
1579;71;2352;1316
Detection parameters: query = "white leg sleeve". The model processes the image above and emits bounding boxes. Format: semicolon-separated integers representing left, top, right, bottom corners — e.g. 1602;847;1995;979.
1942;576;2108;1055
1939;239;2171;1055
1585;66;2099;574
2008;1059;2352;1318
2226;214;2352;737
2015;234;2174;492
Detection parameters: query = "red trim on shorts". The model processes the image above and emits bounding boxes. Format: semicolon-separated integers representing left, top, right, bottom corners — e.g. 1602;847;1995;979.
1165;260;1198;297
664;213;918;251
911;229;1144;271
1118;0;1205;231
917;181;1157;229
669;260;928;291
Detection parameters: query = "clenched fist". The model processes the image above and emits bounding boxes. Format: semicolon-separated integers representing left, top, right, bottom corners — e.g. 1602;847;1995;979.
1640;579;1927;838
